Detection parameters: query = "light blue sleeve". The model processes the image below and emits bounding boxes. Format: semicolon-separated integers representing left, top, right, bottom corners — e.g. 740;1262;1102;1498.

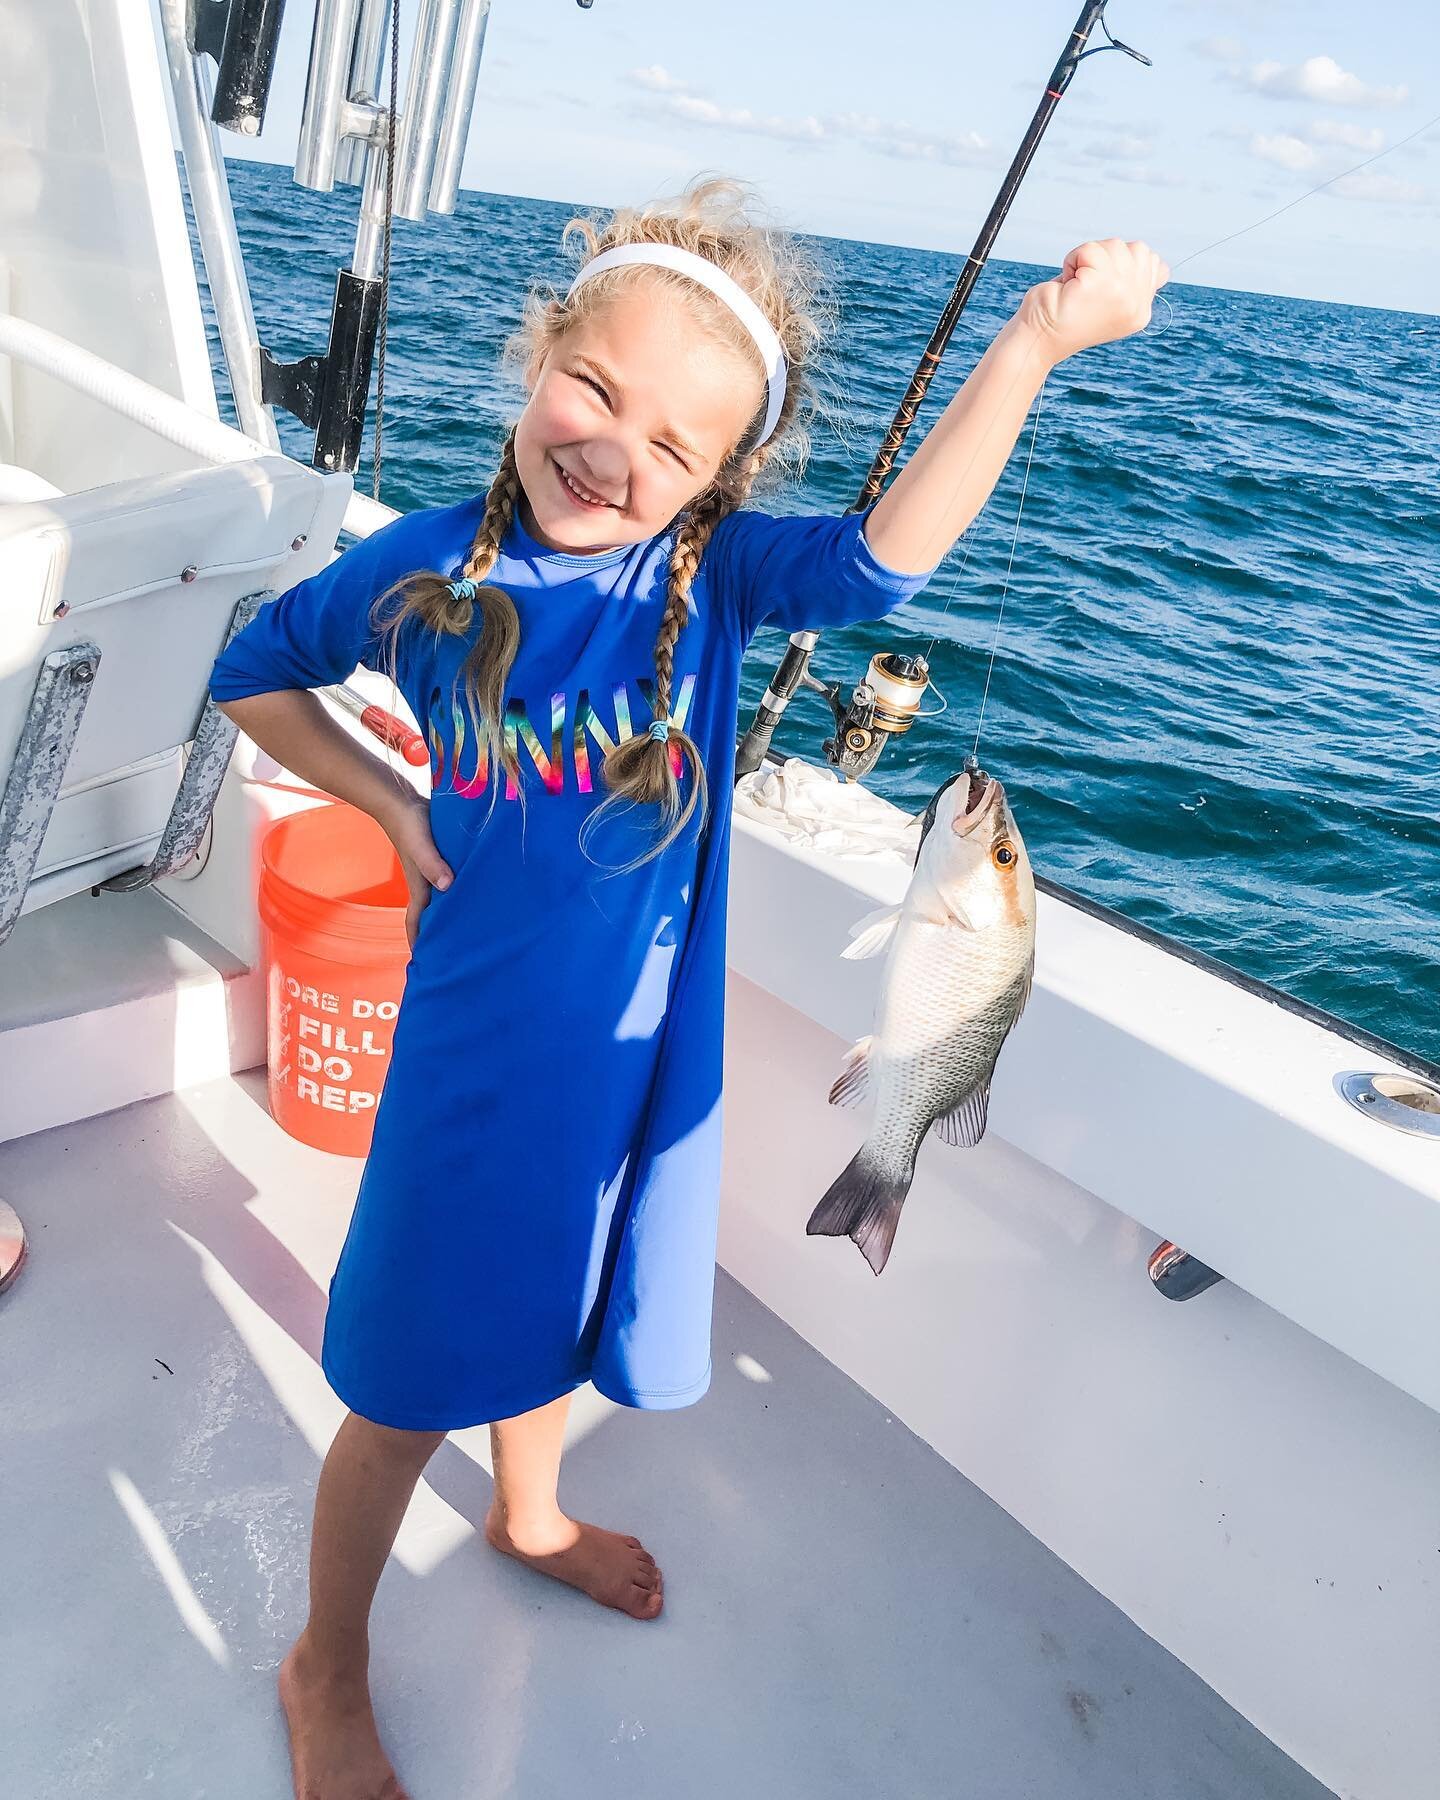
702;506;937;646
207;508;439;702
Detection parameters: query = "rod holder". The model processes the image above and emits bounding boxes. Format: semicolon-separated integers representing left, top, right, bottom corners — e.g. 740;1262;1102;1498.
428;0;491;214
336;0;393;185
392;0;463;220
296;0;365;191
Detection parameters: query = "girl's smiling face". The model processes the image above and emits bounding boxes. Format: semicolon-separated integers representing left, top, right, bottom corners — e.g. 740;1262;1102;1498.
513;280;764;555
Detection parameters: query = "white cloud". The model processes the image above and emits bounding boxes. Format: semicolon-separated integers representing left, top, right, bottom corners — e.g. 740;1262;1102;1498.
1247;55;1408;108
1307;119;1385;153
625;70;988;164
1333;170;1427;205
630;64;693;95
1249;133;1319;173
828;111;988;166
667;93;824;143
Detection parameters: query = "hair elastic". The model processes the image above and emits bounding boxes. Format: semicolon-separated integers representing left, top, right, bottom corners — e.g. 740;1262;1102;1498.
565;243;787;448
447;576;478;601
647;718;671;743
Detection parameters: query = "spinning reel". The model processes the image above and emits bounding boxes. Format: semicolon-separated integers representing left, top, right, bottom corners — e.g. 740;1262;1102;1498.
809;649;934;782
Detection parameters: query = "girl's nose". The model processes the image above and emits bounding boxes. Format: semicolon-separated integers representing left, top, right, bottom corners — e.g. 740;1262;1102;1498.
579;436;629;490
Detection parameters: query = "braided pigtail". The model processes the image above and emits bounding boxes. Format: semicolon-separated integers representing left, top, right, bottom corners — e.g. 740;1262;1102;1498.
373;432;524;824
577;482;737;873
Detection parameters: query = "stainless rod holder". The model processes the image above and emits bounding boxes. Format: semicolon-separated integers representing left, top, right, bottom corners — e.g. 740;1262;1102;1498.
336;0;393;186
392;0;463;221
296;0;365;191
428;0;491;214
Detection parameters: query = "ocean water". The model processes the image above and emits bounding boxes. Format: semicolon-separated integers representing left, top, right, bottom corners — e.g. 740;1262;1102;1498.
199;161;1439;1063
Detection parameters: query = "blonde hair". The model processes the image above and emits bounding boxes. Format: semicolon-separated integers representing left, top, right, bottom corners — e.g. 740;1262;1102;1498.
373;176;826;870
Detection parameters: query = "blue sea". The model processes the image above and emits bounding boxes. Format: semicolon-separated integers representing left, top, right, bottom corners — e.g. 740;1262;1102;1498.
198;162;1439;1063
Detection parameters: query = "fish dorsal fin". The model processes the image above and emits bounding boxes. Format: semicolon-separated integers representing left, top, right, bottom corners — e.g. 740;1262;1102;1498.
827;1035;874;1108
935;1083;990;1147
840;905;902;961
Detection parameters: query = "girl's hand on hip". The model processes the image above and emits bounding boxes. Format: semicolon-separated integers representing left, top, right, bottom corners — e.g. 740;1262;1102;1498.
1018;239;1169;365
379;789;454;949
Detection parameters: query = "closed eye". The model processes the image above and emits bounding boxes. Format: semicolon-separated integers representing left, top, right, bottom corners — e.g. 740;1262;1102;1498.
572;371;611;406
656;441;691;471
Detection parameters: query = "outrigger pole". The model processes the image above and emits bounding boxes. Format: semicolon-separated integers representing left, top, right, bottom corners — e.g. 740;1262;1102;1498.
733;0;1150;783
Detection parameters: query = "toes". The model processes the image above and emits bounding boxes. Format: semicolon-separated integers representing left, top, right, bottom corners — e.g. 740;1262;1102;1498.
628;1581;663;1618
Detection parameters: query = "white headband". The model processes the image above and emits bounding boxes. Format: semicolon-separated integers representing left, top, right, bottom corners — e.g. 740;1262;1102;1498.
565;243;788;449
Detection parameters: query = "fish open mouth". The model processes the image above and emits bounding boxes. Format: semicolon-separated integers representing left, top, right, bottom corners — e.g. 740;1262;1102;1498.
955;767;1001;835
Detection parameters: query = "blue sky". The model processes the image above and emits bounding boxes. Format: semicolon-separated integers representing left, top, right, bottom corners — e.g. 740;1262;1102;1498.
221;0;1437;314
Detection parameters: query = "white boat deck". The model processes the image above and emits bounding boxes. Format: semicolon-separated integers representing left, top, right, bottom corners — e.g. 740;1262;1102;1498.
0;1071;1334;1799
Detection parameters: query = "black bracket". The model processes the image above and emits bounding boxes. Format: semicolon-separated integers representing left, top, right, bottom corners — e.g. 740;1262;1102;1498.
258;270;382;474
258;347;326;433
187;0;289;137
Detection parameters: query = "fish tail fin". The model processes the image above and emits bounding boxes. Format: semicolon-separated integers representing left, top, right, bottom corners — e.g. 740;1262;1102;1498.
806;1143;915;1276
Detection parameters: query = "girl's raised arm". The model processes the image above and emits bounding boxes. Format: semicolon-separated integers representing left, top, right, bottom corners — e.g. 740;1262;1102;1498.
864;238;1168;575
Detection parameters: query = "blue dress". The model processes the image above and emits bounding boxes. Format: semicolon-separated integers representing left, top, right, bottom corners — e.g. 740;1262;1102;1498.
210;500;931;1428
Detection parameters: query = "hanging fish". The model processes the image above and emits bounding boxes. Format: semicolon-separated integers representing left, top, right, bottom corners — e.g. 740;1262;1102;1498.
806;765;1036;1275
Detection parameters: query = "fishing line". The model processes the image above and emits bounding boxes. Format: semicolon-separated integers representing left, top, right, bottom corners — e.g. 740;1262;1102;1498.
972;379;1047;763
1148;108;1440;337
1171;110;1440;276
913;372;1050;746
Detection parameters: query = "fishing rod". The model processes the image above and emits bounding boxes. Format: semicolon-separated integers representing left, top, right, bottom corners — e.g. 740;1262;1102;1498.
733;0;1150;784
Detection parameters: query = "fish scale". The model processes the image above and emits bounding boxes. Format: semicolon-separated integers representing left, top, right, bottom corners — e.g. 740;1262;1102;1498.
870;920;1035;1164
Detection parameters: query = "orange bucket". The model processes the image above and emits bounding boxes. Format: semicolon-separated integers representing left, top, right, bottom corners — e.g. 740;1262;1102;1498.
257;802;411;1157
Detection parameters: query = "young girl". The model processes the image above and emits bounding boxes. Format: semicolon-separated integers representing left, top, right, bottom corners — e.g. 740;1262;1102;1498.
210;180;1165;1800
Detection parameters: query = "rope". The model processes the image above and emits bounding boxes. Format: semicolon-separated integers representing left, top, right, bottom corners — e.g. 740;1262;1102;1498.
371;0;400;501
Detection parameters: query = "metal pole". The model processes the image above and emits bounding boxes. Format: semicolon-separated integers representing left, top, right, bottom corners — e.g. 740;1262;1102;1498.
296;0;365;191
391;0;463;221
352;132;393;282
733;0;1112;782
156;0;281;449
337;0;393;186
427;0;492;214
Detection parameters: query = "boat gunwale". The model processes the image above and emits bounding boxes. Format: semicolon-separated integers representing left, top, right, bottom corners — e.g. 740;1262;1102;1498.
757;748;1440;1086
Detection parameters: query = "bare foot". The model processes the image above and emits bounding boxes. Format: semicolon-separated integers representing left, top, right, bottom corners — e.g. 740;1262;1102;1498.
278;1635;410;1800
484;1506;664;1620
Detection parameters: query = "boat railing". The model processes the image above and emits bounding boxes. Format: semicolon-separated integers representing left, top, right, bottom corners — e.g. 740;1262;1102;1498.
0;313;394;543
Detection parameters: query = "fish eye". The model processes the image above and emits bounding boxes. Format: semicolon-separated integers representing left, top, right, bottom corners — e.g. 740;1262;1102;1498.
992;841;1016;869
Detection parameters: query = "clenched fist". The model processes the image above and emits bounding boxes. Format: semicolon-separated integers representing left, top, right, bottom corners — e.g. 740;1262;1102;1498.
1018;238;1169;363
